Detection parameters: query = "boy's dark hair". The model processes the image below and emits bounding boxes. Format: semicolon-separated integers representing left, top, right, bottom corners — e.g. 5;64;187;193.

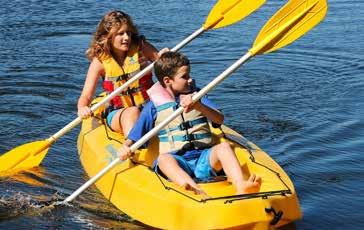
154;51;190;86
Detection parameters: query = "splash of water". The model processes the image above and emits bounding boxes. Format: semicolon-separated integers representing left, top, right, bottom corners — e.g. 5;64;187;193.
0;191;67;220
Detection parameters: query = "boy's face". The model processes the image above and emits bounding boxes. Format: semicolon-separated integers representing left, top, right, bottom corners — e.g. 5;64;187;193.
166;65;193;95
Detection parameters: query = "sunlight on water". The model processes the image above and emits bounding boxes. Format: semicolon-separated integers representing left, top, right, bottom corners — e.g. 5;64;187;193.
0;0;363;229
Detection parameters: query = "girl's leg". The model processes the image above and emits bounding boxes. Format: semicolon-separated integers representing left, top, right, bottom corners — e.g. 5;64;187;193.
209;142;261;194
110;106;140;135
158;153;206;195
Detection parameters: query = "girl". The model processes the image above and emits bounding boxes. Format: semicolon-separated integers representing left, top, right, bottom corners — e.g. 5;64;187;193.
78;10;163;135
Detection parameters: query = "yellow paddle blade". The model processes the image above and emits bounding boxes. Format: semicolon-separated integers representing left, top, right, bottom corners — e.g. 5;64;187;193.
250;0;328;55
203;0;266;30
0;140;50;173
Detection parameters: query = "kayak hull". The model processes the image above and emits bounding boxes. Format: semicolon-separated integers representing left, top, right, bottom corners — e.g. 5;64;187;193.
78;116;301;229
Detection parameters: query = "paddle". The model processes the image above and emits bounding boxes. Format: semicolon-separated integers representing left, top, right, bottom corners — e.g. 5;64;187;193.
0;0;265;173
62;0;328;204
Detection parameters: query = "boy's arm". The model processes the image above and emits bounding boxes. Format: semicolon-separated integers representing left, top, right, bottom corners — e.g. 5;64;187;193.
118;102;156;160
179;94;224;125
194;101;224;125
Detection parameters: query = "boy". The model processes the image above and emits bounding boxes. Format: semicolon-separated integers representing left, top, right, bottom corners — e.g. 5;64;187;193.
118;51;261;195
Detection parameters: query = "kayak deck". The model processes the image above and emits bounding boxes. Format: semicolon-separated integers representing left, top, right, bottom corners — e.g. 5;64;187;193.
78;116;301;229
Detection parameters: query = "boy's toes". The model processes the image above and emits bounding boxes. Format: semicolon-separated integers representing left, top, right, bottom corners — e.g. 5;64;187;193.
254;176;262;185
248;174;257;182
238;174;262;195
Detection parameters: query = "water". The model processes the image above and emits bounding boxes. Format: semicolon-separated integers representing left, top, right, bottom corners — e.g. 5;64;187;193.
0;0;363;229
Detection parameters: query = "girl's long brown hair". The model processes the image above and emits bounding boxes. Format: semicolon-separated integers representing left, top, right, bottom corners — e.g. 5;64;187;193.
86;10;140;60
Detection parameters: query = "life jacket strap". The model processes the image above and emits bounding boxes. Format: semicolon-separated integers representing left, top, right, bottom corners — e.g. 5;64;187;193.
159;133;211;143
156;102;178;112
159;117;208;135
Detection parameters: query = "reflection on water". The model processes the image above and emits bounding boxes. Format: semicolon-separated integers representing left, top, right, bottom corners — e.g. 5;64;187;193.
1;168;47;187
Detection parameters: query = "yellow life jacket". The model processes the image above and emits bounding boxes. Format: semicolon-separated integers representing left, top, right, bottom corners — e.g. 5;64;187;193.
147;82;213;154
101;43;153;110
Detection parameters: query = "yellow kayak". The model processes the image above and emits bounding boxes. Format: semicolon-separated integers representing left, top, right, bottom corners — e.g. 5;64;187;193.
78;109;301;229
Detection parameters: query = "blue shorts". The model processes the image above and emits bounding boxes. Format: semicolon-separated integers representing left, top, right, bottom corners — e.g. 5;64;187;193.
157;148;218;181
106;110;119;127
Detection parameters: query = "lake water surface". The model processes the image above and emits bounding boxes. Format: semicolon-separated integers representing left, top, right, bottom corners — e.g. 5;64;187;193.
0;0;363;229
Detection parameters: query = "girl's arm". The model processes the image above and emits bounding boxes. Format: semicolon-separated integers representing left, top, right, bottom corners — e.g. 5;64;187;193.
77;57;104;118
141;39;169;62
141;40;159;61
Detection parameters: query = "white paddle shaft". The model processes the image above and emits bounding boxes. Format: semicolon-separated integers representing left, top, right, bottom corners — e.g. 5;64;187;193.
49;27;206;142
63;51;252;203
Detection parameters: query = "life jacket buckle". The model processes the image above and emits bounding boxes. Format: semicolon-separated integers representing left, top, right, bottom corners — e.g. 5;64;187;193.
118;73;130;81
184;134;195;141
179;121;192;130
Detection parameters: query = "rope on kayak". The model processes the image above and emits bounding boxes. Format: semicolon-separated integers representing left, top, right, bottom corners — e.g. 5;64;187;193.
151;160;292;203
122;126;293;204
217;126;292;203
153;168;205;203
130;157;292;204
94;115;293;204
99;117;123;144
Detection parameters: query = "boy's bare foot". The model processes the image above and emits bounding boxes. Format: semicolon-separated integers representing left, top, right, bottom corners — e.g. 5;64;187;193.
237;174;262;195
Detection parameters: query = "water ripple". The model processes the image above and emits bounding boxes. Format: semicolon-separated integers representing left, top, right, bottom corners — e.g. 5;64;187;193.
1;0;363;229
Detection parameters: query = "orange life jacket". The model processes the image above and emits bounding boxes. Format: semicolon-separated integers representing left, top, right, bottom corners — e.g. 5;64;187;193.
101;43;153;110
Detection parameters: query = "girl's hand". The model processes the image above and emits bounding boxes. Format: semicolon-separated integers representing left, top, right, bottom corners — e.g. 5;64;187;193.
138;54;150;69
77;106;93;119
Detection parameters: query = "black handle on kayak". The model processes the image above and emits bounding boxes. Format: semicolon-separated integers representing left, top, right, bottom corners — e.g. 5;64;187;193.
265;207;283;226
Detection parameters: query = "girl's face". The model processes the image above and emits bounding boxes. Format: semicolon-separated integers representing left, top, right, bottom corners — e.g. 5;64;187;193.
112;23;131;53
